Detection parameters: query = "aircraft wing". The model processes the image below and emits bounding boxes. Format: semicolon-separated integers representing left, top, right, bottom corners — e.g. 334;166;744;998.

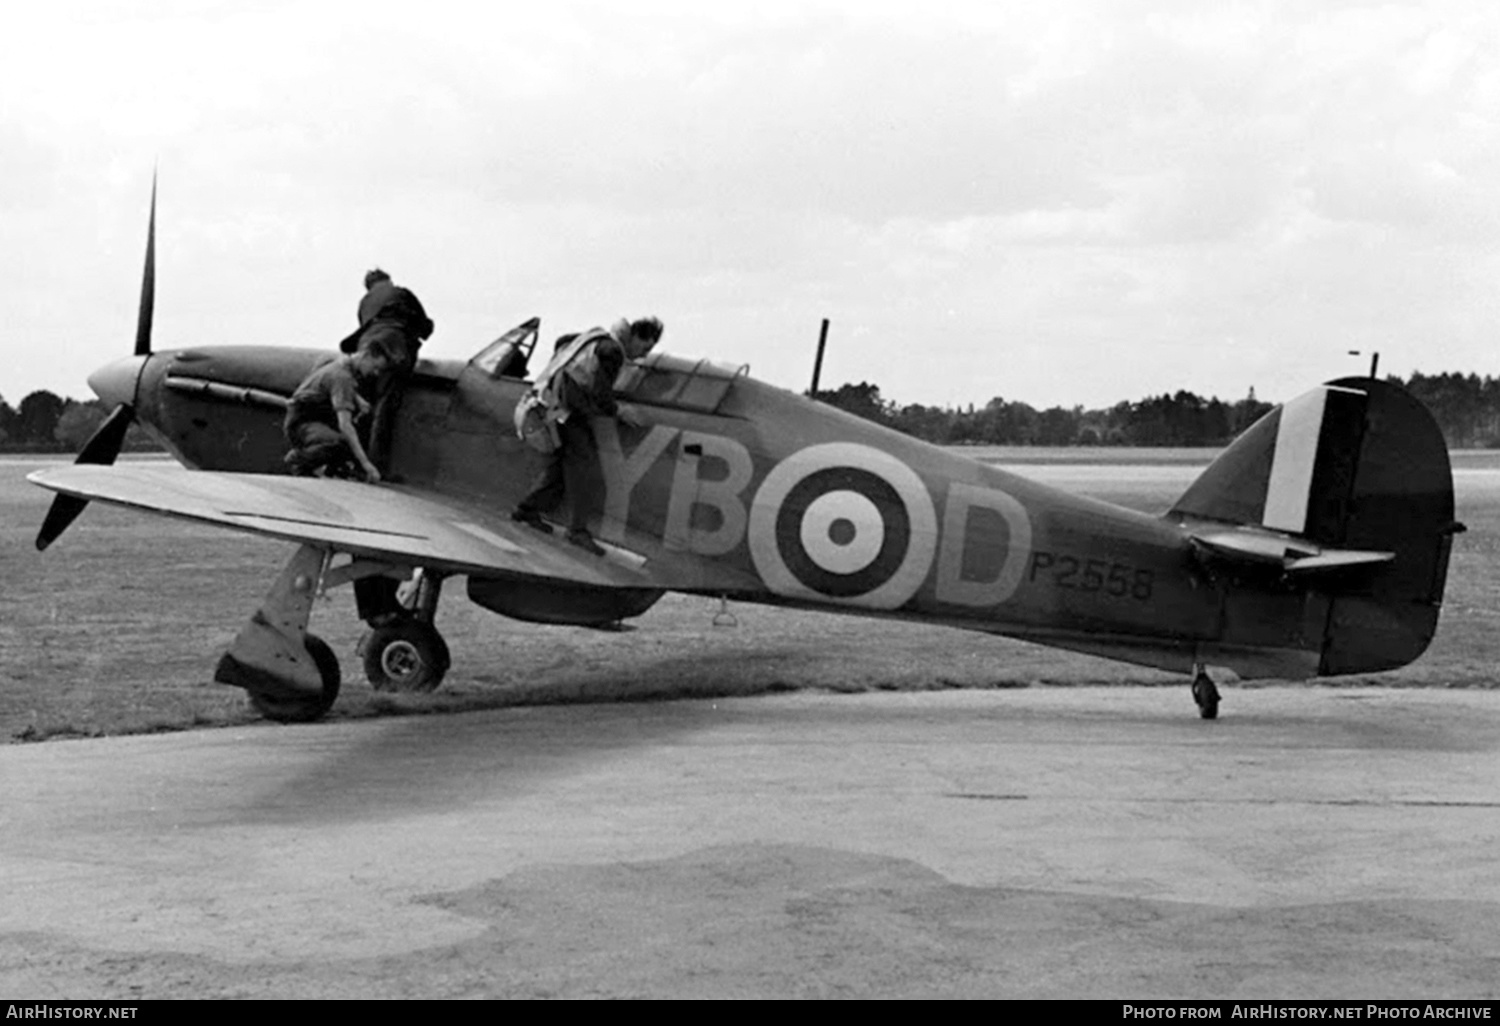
27;463;668;589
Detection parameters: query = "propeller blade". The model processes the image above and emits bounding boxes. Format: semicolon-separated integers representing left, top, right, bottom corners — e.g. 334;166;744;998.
39;173;156;551
35;495;90;553
35;404;136;551
76;403;135;465
134;172;156;357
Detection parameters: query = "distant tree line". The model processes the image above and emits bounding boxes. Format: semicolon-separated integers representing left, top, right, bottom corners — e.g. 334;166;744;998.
0;392;158;453
813;381;1274;447
1401;372;1500;448
5;370;1500;453
815;371;1500;449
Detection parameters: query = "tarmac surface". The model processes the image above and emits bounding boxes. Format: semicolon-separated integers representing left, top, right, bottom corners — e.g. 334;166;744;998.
2;686;1498;999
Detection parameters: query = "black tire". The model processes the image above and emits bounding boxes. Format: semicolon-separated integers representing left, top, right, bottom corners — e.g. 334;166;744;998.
363;619;448;693
1192;675;1220;720
431;629;452;678
249;633;342;723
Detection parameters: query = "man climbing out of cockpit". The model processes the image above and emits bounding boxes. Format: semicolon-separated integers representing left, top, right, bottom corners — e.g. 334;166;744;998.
512;317;663;555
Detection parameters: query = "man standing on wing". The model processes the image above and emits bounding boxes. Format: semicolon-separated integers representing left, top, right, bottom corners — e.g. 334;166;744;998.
513;317;663;555
340;268;435;470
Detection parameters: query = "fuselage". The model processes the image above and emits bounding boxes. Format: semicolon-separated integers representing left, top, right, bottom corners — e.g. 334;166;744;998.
96;340;1327;679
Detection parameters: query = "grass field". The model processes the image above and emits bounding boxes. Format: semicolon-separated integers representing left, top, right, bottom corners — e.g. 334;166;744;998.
3;452;1498;742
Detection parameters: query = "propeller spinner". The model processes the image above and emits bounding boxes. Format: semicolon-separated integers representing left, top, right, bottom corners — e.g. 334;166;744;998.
35;174;156;551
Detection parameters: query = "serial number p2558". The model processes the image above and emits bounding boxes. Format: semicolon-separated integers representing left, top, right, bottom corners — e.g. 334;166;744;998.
1029;551;1154;601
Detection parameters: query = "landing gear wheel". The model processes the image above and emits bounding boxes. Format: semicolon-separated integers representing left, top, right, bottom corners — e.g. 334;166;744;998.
1191;671;1220;720
362;618;449;693
248;634;342;723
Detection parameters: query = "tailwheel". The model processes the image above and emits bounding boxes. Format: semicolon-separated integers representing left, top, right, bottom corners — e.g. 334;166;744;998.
1191;667;1220;720
362;618;449;693
248;634;342;723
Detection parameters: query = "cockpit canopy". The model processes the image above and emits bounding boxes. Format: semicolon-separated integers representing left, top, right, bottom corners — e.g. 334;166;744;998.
469;318;748;416
469;317;541;380
615;354;746;415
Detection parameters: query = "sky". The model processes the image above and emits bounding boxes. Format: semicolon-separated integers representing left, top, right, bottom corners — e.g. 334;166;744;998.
4;0;1499;411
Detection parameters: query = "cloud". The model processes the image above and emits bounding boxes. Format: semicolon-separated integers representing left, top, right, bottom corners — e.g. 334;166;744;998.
6;1;1500;410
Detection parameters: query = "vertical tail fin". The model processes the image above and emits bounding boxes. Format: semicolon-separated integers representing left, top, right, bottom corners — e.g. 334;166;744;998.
1172;378;1461;675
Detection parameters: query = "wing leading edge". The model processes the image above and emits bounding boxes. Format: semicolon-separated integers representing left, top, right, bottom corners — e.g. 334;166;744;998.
27;463;661;589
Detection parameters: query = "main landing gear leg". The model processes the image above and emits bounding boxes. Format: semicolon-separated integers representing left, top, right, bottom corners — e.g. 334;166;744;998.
358;568;451;694
214;544;341;722
1191;663;1220;721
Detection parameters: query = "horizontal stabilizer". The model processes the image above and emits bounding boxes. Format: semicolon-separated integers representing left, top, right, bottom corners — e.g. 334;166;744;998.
1283;549;1395;575
1191;529;1308;564
1191;529;1393;576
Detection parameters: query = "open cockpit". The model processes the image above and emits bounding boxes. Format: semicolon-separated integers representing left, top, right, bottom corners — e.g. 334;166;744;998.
467;317;749;417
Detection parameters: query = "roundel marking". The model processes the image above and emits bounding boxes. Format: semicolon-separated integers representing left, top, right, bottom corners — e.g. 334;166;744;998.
800;491;883;575
749;443;938;609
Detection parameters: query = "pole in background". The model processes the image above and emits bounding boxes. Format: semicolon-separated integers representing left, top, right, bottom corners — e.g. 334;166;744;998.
1348;350;1380;379
809;318;830;397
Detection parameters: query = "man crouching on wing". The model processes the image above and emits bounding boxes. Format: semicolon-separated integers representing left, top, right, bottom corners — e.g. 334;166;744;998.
283;342;394;482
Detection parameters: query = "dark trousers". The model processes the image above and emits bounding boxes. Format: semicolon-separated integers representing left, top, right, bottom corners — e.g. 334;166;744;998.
366;361;415;471
516;417;595;532
285;419;352;475
359;324;417;471
366;387;402;470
